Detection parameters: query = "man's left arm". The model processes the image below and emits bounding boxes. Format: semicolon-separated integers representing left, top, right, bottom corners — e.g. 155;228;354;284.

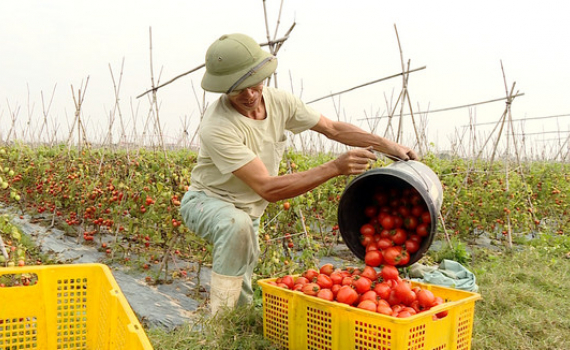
310;115;418;160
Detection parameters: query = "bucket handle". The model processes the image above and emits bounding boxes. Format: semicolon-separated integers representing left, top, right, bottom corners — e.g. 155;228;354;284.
373;152;431;193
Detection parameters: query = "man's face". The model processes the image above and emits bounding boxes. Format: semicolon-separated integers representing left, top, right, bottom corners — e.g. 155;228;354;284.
227;82;264;112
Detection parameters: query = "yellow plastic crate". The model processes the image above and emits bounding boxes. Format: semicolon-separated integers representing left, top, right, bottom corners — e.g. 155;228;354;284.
0;263;153;350
258;278;481;350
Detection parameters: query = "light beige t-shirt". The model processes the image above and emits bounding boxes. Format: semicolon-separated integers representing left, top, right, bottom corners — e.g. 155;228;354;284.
189;87;321;218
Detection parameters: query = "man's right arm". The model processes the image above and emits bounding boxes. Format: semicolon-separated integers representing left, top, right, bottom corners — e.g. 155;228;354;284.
232;148;376;203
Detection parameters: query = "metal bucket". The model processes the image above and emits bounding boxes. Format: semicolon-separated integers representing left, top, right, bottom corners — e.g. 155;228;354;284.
337;160;443;266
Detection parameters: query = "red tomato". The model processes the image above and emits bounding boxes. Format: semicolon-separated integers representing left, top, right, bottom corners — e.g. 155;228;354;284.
378;206;391;217
408;234;422;244
386;290;401;306
417;289;436;308
364;205;378;218
432;296;448;318
280;275;294;289
389;187;400;197
382;246;402;266
377;304;393;316
293;284;304;291
393;215;404;228
374;192;389;206
421;211;431;224
389;198;400;208
391;228;408;245
366;243;378;252
357;299;378;312
349;267;362;276
352;276;372;294
359;290;379;305
331;284;342;297
393;280;413;301
302;282;321;296
360;223;376;236
294;276;309;286
373;282;392;300
360;265;378;281
380;229;392;240
316;288;334;301
377;237;394;250
416;223;430;237
410;193;423;206
399;289;417;306
380;215;395;230
398;250;411;266
398;206;411;218
380;264;400;281
397;310;413;318
404;216;419;230
410;300;421;313
411;205;424;218
364;250;383;267
329;272;343;285
319;263;335;276
361;235;373;247
341;276;353;286
316;274;333;289
404;239;420;254
303;268;319;282
336;285;359;305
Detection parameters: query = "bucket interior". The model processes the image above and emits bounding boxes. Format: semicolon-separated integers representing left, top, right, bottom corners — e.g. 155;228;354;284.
338;168;439;266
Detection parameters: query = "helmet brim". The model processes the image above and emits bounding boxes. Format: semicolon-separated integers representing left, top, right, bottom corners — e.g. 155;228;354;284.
201;52;278;93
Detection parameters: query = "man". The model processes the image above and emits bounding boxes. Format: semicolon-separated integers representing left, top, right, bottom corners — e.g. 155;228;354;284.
180;33;417;315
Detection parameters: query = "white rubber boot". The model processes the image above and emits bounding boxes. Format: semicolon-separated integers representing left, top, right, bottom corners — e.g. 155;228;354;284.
209;271;243;316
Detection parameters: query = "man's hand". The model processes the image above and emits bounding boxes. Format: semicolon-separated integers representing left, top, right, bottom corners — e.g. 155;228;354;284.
333;147;377;176
311;115;418;162
388;145;419;161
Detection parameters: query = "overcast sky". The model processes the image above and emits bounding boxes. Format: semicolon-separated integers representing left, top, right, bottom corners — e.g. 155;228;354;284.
1;1;569;154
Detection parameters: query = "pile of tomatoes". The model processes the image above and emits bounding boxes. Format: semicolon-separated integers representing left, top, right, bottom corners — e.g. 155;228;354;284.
360;186;432;267
270;263;448;319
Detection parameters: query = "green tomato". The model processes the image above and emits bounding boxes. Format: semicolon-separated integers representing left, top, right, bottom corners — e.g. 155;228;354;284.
16;249;25;258
11;230;21;241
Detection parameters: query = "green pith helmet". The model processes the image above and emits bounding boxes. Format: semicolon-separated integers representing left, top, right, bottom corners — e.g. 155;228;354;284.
201;33;278;94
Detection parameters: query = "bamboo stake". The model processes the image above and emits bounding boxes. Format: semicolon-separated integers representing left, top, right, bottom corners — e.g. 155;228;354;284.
23;84;34;143
39;84;57;144
136;63;205;99
306;66;426;105
382;90;398;138
262;0;275;56
69;77;90;153
109;58;126;148
369;94;525;121
5;101;19;145
0;233;9;263
394;25;408;144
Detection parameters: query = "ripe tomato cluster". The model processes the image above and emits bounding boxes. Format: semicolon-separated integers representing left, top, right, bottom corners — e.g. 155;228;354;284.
360;186;431;267
271;263;448;319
